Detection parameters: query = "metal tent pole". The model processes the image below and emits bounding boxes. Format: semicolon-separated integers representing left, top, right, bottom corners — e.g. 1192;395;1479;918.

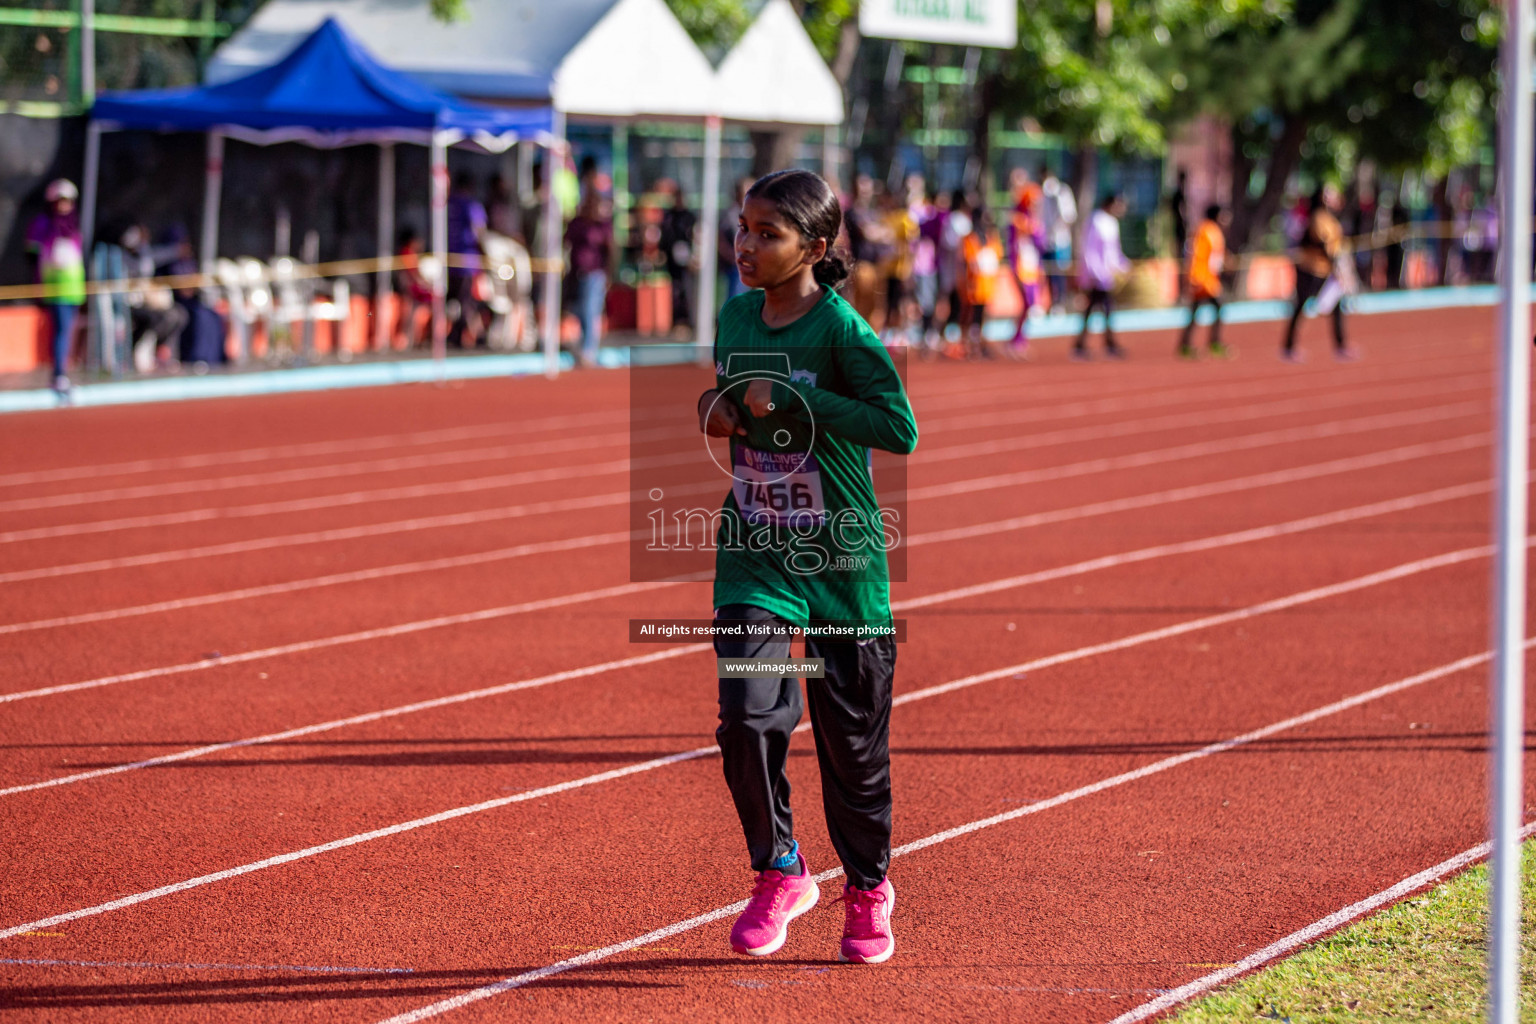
200;131;224;283
429;132;449;371
81;120;106;373
80;0;95;103
541;110;566;378
374;142;396;353
696;114;722;356
1489;2;1534;1022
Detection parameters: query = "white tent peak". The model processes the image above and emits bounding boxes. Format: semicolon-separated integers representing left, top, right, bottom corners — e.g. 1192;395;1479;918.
553;0;719;119
207;0;718;119
716;0;844;127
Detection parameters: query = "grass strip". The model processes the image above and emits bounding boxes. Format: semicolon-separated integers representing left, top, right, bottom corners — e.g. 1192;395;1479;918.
1171;842;1536;1022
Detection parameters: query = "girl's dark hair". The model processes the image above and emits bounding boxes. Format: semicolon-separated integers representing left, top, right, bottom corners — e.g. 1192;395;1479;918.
746;169;851;288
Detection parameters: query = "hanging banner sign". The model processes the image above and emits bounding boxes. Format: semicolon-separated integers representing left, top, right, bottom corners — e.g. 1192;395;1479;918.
859;0;1017;49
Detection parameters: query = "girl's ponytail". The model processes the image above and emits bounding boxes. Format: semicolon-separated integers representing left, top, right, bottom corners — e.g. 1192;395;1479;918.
812;247;852;288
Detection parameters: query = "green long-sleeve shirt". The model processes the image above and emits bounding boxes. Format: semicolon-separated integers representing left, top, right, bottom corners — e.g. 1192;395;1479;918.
711;287;917;628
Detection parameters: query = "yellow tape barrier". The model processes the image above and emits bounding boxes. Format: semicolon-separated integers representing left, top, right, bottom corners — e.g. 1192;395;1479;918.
0;219;1496;304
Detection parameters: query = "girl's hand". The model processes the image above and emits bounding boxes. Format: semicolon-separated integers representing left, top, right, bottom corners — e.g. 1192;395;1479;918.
742;378;775;418
699;389;747;437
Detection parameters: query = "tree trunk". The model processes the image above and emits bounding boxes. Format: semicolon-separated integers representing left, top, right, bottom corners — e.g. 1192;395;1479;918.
1227;114;1307;256
1069;142;1097;260
968;74;996;195
750;128;808;178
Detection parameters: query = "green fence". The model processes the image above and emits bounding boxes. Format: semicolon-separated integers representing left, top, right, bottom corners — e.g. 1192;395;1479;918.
0;0;256;115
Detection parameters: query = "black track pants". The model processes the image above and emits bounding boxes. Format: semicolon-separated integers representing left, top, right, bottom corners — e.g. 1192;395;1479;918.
714;604;895;890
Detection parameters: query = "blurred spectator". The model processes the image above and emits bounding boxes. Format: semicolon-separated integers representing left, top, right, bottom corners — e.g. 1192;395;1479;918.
394;227;433;348
939;190;973;348
1168;167;1189;263
1283;193;1309;247
1384;194;1409;290
958;206;1003;360
1038;164;1076;309
25;178;84;394
1074;192;1129;361
721;177;752;301
487;174;520;240
1177;204;1229;359
1281;184;1350;362
1430;177;1452;285
155;224;223;366
909;180;943;354
565;192;613;366
1348;184;1376;291
844;174;893;325
658;180;698;337
1006;183;1045;357
120;223;187;368
446;171;488;348
1463;195;1498;283
878;187;917;346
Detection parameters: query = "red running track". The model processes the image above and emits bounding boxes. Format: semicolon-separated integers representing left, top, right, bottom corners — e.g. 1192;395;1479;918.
0;309;1528;1023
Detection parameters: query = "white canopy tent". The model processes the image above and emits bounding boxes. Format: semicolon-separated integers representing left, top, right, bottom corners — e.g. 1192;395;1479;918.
210;0;719;372
704;0;846;349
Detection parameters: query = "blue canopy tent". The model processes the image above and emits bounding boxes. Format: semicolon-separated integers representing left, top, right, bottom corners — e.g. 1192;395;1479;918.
86;18;555;367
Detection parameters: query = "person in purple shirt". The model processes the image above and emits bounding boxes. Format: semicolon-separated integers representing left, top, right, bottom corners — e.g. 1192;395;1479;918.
564;193;612;366
446;172;487;348
1073;192;1130;360
25;179;85;394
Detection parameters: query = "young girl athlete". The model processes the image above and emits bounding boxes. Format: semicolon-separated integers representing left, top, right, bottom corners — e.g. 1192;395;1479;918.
697;170;918;963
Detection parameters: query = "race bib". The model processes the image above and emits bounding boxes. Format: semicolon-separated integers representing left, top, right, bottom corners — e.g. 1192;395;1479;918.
733;446;826;527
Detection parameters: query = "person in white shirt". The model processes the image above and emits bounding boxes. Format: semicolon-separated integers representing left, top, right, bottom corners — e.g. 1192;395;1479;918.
1073;193;1130;360
1038;166;1076;308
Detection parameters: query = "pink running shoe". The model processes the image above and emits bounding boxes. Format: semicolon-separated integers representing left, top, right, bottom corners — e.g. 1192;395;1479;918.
730;862;820;957
837;879;896;963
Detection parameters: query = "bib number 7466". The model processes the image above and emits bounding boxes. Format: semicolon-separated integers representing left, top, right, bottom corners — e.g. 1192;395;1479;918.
732;447;826;526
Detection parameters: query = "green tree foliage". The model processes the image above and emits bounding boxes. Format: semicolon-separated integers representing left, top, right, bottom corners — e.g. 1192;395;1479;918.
664;0;752;60
1166;0;1499;249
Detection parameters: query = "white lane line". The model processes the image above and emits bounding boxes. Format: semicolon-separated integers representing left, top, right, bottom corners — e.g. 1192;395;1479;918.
372;640;1527;1024
0;338;1464;492
902;401;1481;502
0;581;680;704
897;477;1498;610
0;432;1490;637
0;409;634;490
0;544;1503;947
0;955;416;975
0;373;1481;542
0;531;636;636
1105;820;1536;1024
0;460;1498;708
0;430;637;514
909;341;1470;412
4;368;1478;515
917;370;1485;440
0;645;708;797
907;433;1491;548
0;472;1497;793
0;455;643;545
915;375;1485;466
0;393;1484;574
0;491;639;585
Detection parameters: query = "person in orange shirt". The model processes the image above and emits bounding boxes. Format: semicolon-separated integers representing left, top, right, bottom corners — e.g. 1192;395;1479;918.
1177;204;1230;359
955;208;1004;359
1007;188;1046;359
